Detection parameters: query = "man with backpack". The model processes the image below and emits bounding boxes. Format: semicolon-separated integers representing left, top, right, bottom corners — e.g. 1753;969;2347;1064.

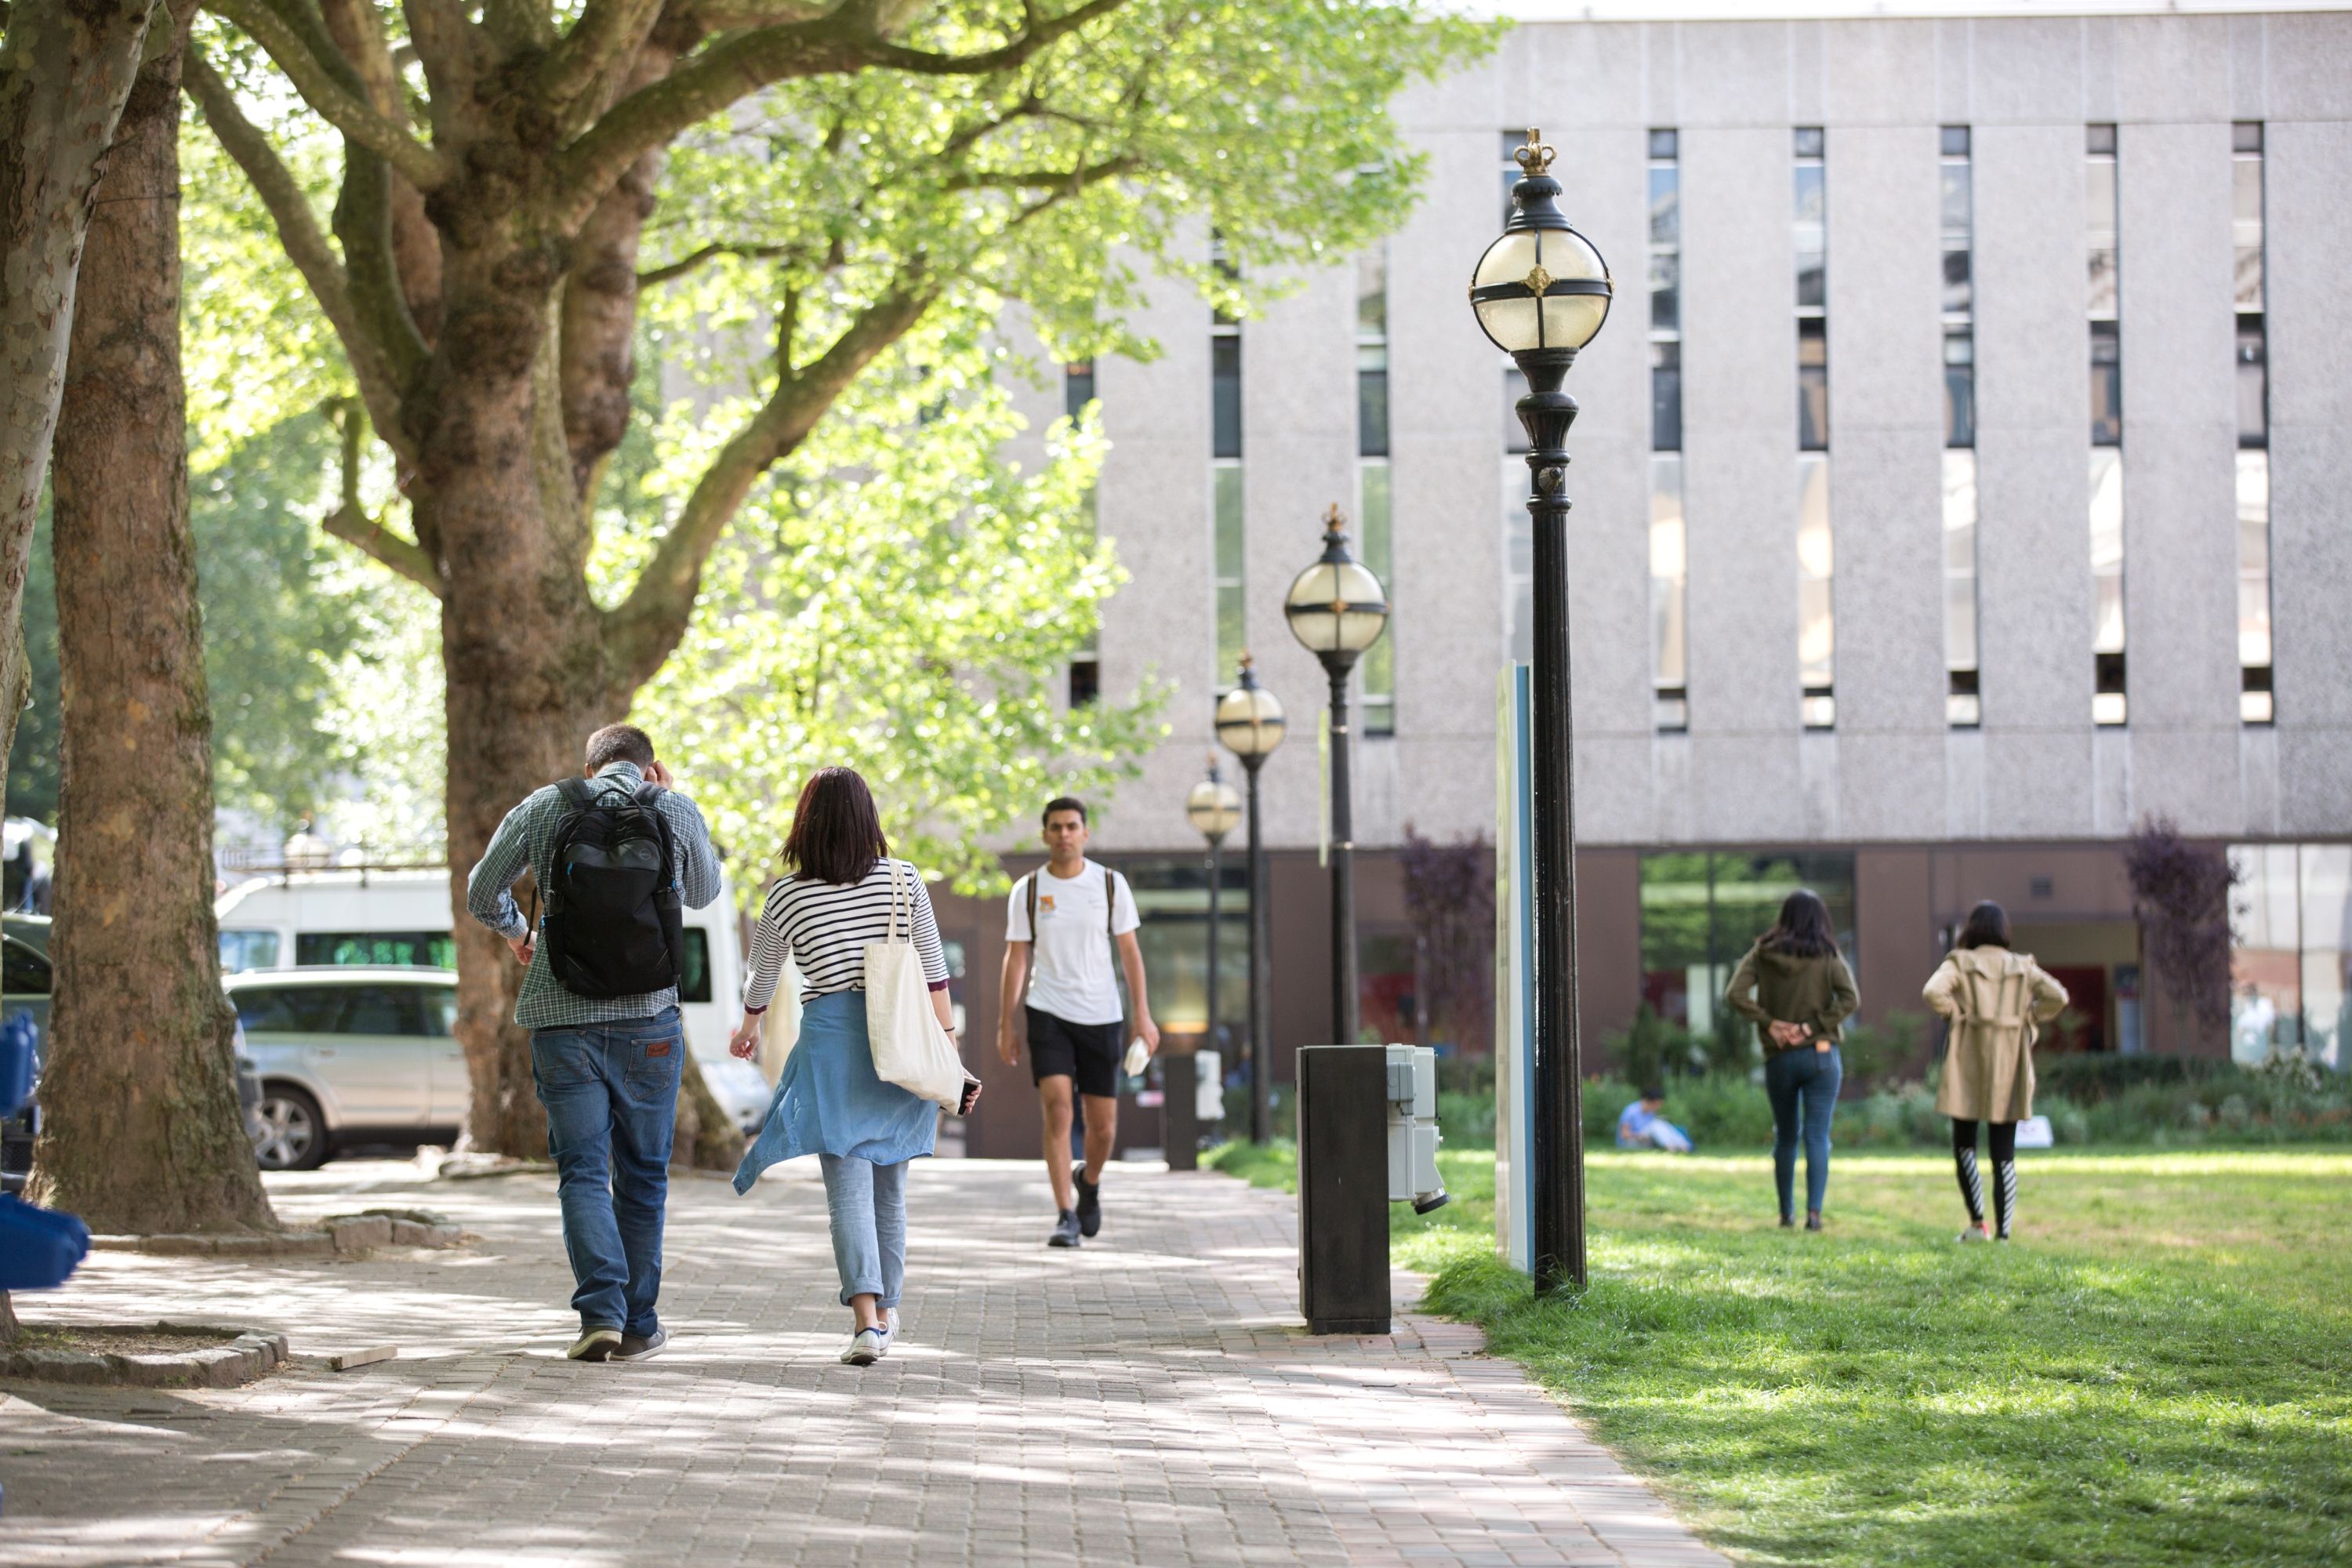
996;797;1159;1248
467;724;722;1363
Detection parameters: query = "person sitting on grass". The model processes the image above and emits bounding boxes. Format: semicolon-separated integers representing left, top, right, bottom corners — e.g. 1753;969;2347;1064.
1616;1087;1694;1152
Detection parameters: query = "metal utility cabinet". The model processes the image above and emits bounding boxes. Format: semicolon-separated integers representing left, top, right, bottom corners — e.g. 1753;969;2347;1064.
1298;1043;1446;1335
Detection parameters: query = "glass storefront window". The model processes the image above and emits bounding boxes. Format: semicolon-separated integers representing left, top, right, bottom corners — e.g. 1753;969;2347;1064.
2230;843;2352;1069
1120;860;1250;1049
1639;851;1857;1035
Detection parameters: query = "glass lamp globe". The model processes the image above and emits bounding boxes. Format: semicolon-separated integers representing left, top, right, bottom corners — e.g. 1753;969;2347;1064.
1185;771;1243;842
1284;506;1389;661
1470;130;1613;355
1214;655;1287;760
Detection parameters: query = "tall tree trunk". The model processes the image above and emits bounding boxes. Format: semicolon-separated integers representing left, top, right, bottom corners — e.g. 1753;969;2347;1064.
0;0;160;808
27;11;274;1235
424;247;740;1169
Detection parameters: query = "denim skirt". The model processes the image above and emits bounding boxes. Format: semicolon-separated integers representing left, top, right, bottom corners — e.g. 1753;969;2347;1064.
732;990;936;1193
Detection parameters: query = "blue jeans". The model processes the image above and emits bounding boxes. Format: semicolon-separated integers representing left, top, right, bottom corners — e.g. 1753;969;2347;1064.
532;1009;684;1335
818;1152;907;1308
1766;1045;1842;1219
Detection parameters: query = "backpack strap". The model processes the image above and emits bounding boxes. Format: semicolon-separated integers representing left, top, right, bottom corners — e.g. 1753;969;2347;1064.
554;776;595;813
1025;869;1037;935
631;781;678;887
1105;866;1116;938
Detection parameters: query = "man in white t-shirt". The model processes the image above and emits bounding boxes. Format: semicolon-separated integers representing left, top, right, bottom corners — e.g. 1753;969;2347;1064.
997;797;1160;1248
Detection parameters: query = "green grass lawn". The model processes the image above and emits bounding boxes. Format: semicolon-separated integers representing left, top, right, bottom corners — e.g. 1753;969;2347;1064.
1204;1141;2352;1566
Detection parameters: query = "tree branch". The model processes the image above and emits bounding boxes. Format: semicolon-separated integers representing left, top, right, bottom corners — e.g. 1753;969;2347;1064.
319;0;441;338
605;284;931;688
944;154;1134;191
335;149;433;387
322;399;442;593
535;0;664;126
550;0;1129;232
635;239;790;287
184;43;418;467
861;0;1123;74
398;0;477;140
205;0;451;190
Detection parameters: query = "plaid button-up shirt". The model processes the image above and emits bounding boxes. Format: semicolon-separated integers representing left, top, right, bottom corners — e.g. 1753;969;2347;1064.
465;762;724;1031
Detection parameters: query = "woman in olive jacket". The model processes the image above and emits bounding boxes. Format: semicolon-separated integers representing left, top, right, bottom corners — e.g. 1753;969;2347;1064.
1726;890;1859;1231
1924;900;2068;1242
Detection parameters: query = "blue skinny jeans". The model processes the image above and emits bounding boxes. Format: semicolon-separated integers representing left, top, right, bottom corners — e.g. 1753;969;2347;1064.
1765;1044;1842;1220
531;1008;683;1336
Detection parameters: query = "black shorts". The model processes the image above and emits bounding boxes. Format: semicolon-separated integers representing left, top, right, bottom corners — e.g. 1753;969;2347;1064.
1026;1007;1123;1098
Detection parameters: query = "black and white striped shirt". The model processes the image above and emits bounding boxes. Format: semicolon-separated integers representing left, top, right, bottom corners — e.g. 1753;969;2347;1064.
742;858;949;1011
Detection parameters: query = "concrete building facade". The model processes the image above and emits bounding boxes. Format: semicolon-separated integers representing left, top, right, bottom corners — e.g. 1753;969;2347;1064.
943;5;2352;1156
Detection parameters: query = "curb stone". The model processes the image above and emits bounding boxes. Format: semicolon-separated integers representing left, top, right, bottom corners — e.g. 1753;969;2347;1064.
89;1220;466;1258
0;1323;290;1388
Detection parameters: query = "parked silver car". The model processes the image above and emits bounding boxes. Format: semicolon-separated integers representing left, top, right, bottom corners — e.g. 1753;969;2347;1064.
228;967;465;1171
4;916;263;1189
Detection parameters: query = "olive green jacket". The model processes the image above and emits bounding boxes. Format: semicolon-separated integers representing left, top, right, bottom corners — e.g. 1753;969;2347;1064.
1725;942;1860;1054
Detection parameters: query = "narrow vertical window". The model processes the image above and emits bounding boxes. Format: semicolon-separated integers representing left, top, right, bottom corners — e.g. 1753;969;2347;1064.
1942;126;1980;726
1211;238;1244;687
1798;456;1835;728
1944;452;1981;727
1065;361;1100;706
1795;127;1833;728
1213;464;1245;683
1649;129;1686;730
1504;353;1531;665
1358;246;1394;736
2234;122;2273;724
1651;456;1688;731
2087;124;2126;726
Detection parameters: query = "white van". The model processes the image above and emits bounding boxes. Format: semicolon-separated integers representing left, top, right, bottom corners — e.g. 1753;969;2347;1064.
214;868;778;1132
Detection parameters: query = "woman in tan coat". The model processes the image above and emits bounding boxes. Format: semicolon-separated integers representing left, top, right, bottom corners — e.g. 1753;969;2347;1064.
1923;901;2068;1242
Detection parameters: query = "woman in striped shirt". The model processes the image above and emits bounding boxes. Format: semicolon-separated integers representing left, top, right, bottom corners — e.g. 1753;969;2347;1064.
727;766;978;1366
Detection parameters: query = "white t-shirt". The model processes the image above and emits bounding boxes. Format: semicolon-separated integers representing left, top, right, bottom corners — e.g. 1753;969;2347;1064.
1007;858;1140;1026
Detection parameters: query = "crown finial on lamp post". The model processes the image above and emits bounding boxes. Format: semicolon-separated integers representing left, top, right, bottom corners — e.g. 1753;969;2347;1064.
1515;128;1555;177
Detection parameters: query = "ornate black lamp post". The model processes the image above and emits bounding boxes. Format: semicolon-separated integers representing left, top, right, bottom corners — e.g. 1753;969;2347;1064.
1283;505;1390;1052
1470;129;1613;1294
1183;755;1243;1062
1214;654;1285;1142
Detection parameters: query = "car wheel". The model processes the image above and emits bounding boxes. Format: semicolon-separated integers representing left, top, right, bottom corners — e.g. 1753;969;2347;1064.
252;1083;328;1172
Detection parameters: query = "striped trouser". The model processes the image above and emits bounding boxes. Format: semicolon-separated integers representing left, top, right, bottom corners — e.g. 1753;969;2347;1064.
1951;1118;2018;1236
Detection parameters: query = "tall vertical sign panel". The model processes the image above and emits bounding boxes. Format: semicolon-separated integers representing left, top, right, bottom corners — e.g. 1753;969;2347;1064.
1492;665;1537;1272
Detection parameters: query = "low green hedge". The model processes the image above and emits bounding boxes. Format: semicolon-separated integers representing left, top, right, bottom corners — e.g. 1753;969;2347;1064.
1574;1055;2352;1150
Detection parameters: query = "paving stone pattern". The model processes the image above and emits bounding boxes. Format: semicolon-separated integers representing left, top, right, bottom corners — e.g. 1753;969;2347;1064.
0;1159;1728;1567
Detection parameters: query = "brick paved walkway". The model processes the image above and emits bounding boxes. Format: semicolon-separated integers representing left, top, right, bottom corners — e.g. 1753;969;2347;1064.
0;1158;1726;1567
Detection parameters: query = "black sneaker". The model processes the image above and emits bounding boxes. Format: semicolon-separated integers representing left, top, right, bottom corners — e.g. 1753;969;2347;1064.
1047;1209;1082;1248
614;1328;667;1363
1075;1175;1102;1238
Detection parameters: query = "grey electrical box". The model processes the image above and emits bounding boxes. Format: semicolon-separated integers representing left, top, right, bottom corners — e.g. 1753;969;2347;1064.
1385;1044;1448;1213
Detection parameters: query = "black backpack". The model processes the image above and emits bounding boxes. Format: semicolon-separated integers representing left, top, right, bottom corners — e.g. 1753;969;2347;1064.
539;777;684;1000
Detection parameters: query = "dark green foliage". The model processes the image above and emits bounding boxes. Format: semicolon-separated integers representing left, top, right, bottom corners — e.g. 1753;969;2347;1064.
7;413;361;830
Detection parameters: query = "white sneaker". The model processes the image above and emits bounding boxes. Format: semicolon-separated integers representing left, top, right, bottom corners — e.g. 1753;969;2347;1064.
840;1327;885;1367
876;1308;899;1357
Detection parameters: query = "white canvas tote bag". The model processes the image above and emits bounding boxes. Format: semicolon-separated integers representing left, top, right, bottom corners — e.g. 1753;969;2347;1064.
863;861;965;1107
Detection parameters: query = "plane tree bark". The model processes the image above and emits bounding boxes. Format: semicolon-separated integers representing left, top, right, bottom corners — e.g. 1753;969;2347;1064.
187;0;1472;1157
27;0;276;1235
0;0;163;817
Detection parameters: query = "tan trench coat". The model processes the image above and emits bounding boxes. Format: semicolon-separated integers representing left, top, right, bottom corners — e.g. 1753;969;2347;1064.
1923;946;2069;1122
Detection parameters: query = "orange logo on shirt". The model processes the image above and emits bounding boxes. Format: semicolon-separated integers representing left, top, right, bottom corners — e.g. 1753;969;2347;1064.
1040;895;1057;912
